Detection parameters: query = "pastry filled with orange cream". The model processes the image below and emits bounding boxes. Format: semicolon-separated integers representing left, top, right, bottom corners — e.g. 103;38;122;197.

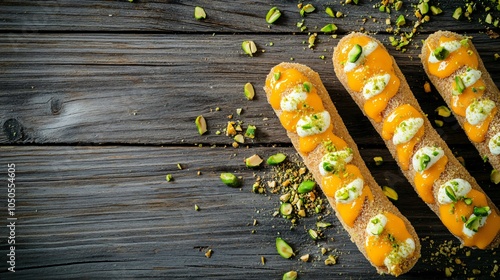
264;62;420;276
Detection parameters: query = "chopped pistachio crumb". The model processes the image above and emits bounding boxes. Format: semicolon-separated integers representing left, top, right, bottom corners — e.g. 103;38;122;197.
205;249;213;258
166;174;173;182
195;204;200;211
177;163;183;170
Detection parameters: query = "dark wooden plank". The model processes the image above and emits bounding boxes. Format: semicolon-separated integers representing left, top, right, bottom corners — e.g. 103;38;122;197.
1;33;499;148
0;145;498;279
0;0;496;33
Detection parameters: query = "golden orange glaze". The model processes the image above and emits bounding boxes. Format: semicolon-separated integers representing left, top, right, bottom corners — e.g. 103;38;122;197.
365;212;413;267
413;156;448;204
451;79;485;117
299;125;341;154
382;104;425;170
279;91;325;131
439;189;500;249
426;36;479;79
266;66;308;109
322;164;373;227
464;107;497;143
335;35;399;123
363;74;400;122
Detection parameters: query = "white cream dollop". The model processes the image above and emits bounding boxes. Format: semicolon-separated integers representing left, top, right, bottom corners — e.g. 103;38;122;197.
362;73;391;100
462;212;490;238
296;111;331;137
280;89;307;112
384;238;416;275
437;178;472;204
489;132;500;155
428;40;462;63
318;148;353;176
393;118;424;145
366;214;388;236
412;146;445;173
334;178;364;204
344;40;379;72
465;99;496;125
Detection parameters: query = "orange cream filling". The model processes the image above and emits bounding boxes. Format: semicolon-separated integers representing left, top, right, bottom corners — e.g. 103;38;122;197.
439;189;500;249
266;66;308;110
426;36;478;79
382;104;424;170
464;107;497;143
335;35;400;123
365;212;413;267
414;156;448;204
451;79;485;117
322;164;373;227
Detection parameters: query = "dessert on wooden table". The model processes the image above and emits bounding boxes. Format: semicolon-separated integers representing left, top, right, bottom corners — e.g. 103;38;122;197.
264;62;420;276
333;32;500;250
421;30;500;172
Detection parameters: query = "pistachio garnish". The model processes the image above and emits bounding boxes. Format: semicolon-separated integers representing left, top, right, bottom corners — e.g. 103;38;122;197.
243;82;255;101
348;44;362;63
320;23;337;33
205;248;213;258
316;221;332;228
220;172;241;188
300;254;310;262
473;206;491;217
241;40;257;57
433;46;450;61
245;125;256;138
303;81;312;92
274;71;281;81
226;121;236;136
445;185;458;202
308;228;319;240
324;255;337;265
491;169;500;184
282;270;298;280
267;153;287;165
454;76;466;94
195;115;207;135
418;2;429;15
245;154;263;168
396;14;406;26
308;33;317;49
298;180;316;194
436;106;452;117
280;202;293;216
234;134;244;144
453;7;463;20
373;156;384;166
194;6;206;20
266;7;281;24
383;186;398;201
276;237;294;259
166;174;173;182
325;7;335;17
194;204;200;211
300;4;315;16
465;215;480;232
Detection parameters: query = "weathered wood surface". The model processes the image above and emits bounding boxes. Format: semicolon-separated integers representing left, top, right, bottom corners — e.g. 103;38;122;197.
1;0;500;279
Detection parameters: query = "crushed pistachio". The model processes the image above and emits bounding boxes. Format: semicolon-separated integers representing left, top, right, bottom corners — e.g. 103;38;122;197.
166;174;173;182
205;249;213;258
194;6;206;20
246;154;263;168
177;163;183;170
234;134;244;144
266;7;281;24
325;7;335;17
324;255;337;265
195;115;207;135
241;41;257;56
308;33;317;49
373;156;384;166
245;125;256;138
282;271;298;280
300;254;310;262
244;82;255;100
276;237;294;258
321;23;338;33
383;186;398;201
194;204;200;211
436;106;451;117
491;169;500;184
220;172;241;188
424;81;432;93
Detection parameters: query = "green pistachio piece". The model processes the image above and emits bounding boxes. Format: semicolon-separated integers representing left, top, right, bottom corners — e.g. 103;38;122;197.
490;169;500;184
267;153;287;165
465;215;480;232
454;76;466;94
373;156;384;166
473;206;491;217
194;6;206;20
282;271;298;280
241;41;257;57
244;82;255;100
245;125;256;138
335;188;350;201
433;46;450;61
302;4;315;14
419;154;431;171
316;221;332;228
430;6;443;15
234;134;244;144
279;202;293;216
418;2;429;15
308;229;319;240
383;186;398;201
266;7;281;24
322;161;334;172
464;197;473;205
396;14;406;26
220;172;241;188
348;44;362;63
445;185;457;202
298;180;316;194
436;106;452;117
452;7;463;20
320;23;338;33
274;71;281;81
245;154;263;168
303;81;313;92
166;174;173;182
195;115;207;135
276;237;294;259
325;7;335;17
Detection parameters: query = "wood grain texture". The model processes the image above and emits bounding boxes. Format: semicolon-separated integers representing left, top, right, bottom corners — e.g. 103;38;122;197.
0;146;498;279
1;0;500;279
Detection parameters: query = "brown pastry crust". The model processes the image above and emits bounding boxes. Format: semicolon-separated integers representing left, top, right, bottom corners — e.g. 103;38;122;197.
333;32;500;249
421;30;500;171
264;62;420;276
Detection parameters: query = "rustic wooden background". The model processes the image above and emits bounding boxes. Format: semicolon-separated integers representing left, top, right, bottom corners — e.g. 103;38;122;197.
1;1;499;279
